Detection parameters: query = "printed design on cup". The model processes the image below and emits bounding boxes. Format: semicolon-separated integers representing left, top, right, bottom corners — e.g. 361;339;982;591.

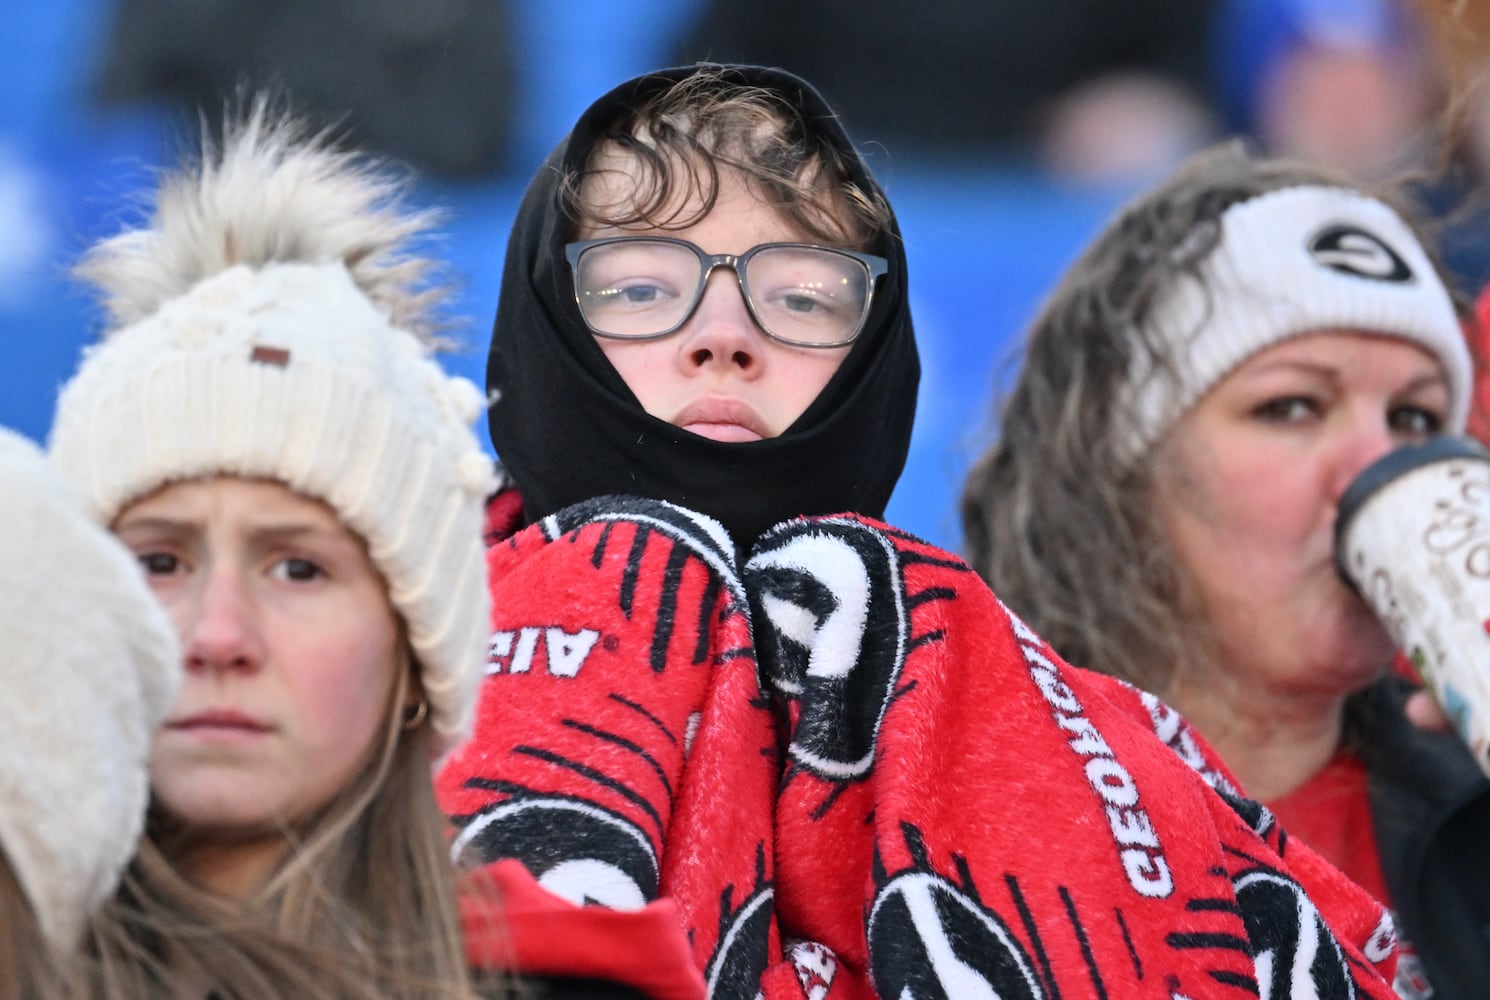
1339;449;1490;774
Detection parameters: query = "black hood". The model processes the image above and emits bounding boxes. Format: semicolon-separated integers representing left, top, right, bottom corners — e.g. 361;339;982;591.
486;63;919;548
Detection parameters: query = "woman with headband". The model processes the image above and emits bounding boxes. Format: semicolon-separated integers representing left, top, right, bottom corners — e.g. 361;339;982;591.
963;144;1490;999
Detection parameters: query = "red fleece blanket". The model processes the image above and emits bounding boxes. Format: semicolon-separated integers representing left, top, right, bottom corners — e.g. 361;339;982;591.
437;496;1398;999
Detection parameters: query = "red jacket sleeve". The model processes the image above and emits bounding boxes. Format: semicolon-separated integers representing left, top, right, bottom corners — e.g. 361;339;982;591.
461;861;705;999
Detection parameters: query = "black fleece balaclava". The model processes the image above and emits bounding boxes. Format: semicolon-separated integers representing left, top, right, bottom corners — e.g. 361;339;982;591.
486;64;919;548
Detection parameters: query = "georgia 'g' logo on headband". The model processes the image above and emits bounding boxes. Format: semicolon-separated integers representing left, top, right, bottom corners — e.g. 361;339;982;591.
1308;223;1414;283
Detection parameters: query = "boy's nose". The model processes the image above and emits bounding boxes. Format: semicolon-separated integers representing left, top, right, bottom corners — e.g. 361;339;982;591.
680;272;764;374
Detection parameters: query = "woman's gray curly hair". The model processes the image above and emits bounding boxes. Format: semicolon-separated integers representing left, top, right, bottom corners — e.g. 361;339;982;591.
76;97;450;345
959;142;1457;694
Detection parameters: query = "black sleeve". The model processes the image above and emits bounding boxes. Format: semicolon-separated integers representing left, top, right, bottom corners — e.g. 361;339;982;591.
478;973;655;1000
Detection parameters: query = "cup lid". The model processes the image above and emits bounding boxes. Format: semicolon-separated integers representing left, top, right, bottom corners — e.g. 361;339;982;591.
1334;434;1490;587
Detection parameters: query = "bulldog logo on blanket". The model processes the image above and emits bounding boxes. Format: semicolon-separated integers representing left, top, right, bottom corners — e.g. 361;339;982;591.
703;845;776;1000
867;823;1045;1000
545;496;746;636
745;517;916;781
440;496;779;992
1233;865;1354;1000
449;788;659;908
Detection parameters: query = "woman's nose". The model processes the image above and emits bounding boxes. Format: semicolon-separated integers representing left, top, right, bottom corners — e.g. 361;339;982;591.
1331;415;1397;503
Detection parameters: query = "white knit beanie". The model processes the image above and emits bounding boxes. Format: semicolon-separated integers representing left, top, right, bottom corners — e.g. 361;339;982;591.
1126;185;1471;457
0;427;180;953
47;107;495;754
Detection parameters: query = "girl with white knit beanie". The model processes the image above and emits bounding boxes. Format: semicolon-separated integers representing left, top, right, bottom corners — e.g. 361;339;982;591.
47;102;499;999
0;427;179;1000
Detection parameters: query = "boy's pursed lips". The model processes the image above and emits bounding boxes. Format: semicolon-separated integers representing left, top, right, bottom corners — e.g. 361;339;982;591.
672;395;768;441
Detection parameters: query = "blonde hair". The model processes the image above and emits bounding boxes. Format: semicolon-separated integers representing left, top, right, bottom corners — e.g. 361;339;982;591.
81;646;489;998
0;858;68;1000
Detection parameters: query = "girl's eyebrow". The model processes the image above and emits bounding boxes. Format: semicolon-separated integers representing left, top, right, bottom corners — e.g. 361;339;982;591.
114;517;348;546
245;522;369;563
113;515;193;535
247;523;336;543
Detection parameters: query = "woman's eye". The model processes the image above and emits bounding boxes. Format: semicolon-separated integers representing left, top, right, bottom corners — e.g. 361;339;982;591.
272;557;325;583
137;552;180;576
1389;405;1442;437
1251;396;1318;423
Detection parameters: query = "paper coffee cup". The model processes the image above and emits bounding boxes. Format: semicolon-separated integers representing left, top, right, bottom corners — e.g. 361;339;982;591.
1335;434;1490;777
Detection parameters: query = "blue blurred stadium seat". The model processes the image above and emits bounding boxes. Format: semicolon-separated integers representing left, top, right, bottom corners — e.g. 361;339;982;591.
1;0;1121;550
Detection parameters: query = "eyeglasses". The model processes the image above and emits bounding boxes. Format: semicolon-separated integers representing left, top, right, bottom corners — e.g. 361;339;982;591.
565;237;889;348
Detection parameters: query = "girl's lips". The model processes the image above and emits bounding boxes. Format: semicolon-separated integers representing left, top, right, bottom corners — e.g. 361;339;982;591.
168;709;272;733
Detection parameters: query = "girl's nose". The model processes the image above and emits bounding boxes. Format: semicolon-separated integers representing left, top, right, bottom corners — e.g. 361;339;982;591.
181;570;263;675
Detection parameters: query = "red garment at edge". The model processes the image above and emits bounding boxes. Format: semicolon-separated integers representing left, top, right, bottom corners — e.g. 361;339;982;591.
438;495;1399;999
1469;285;1490;445
461;860;706;999
1268;752;1393;908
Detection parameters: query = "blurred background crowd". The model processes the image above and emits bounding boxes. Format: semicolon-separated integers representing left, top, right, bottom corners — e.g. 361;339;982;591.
4;0;1486;548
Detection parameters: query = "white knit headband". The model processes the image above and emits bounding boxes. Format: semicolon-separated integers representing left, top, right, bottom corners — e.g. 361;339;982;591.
1126;185;1470;457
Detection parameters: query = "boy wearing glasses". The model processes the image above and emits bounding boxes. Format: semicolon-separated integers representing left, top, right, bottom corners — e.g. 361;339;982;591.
479;64;915;549
439;64;1400;999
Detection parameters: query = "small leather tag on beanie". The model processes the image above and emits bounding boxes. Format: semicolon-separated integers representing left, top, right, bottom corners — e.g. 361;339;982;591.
250;345;291;367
